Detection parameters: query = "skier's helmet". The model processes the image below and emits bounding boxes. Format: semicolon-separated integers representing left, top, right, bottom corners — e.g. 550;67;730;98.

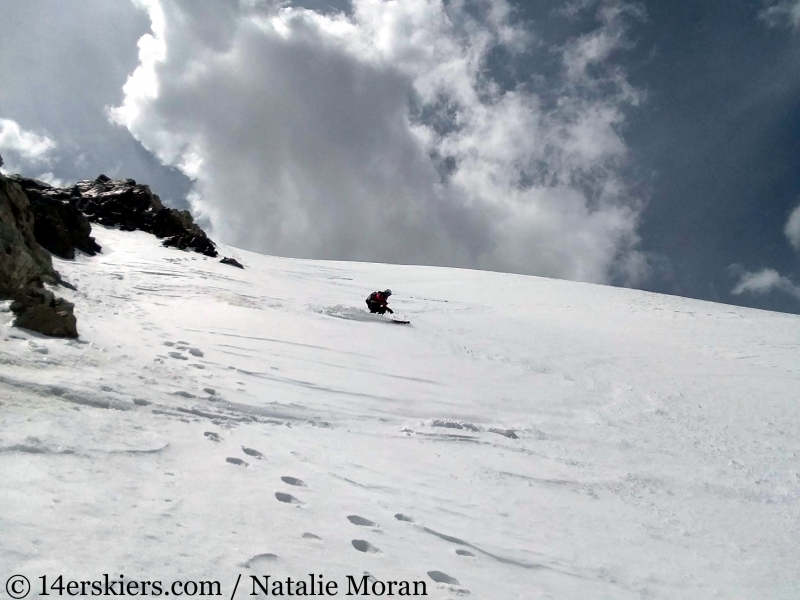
384;289;392;297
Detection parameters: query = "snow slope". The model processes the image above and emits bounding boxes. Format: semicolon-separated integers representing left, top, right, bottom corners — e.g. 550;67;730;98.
2;226;799;599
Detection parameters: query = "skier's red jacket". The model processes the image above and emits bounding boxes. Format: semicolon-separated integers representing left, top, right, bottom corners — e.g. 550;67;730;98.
366;291;389;307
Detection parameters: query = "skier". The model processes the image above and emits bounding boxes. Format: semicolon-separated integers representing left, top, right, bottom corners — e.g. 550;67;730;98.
366;289;393;315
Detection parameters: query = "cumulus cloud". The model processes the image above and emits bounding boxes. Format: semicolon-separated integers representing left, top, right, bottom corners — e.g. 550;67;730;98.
0;118;64;184
111;0;648;284
730;267;800;299
729;204;800;302
760;0;800;29
0;119;57;165
785;203;800;250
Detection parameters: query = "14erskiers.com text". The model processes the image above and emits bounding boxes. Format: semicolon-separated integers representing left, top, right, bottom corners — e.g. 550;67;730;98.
31;573;429;597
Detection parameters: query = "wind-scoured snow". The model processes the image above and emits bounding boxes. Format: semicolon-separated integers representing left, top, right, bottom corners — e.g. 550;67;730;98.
1;226;799;599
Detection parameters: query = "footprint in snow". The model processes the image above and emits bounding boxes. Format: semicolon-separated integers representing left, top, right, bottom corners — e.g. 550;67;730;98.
426;571;469;594
427;571;460;585
189;348;204;357
347;515;378;527
204;432;221;442
281;476;306;487
275;492;303;505
351;540;380;553
226;457;248;467
242;446;264;459
394;514;414;522
241;553;278;569
168;352;188;361
302;532;322;540
455;549;475;557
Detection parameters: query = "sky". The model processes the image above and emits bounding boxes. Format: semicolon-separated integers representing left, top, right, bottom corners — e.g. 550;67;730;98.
1;0;799;314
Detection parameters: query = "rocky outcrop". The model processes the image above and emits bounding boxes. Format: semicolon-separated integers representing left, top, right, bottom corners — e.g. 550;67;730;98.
18;178;101;259
2;172;217;338
155;210;217;256
11;174;217;258
10;286;78;338
73;175;216;257
0;173;77;337
73;174;164;231
220;257;244;269
0;175;59;295
8;176;101;260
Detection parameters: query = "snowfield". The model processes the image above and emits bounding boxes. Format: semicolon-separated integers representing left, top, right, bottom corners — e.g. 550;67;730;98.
2;226;799;599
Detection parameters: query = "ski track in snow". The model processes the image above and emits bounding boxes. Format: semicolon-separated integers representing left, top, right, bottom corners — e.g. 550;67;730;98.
1;226;799;598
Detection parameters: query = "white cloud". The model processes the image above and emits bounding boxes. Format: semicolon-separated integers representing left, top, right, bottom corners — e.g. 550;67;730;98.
731;267;800;300
34;172;67;188
563;2;646;81
111;0;648;285
0;1;162;187
785;203;800;250
729;204;800;302
0;118;57;171
760;0;800;29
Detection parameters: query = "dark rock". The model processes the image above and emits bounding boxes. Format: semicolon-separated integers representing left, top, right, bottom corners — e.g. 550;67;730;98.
9;175;101;259
29;192;101;258
0;174;78;338
0;175;59;296
489;427;518;439
10;285;78;338
12;177;53;191
432;419;462;429
78;179;164;232
153;207;199;237
153;207;217;256
220;257;244;269
162;231;218;257
12;173;217;258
